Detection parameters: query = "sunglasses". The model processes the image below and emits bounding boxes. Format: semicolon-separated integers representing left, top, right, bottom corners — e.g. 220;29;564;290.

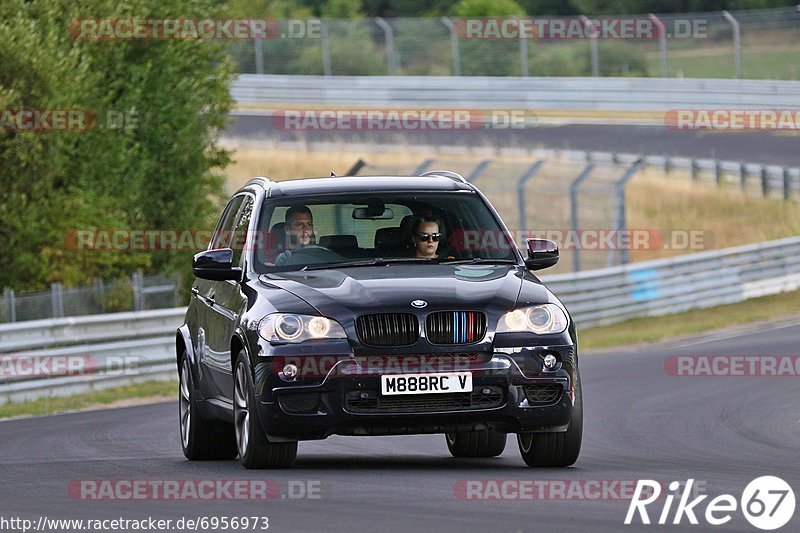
416;232;441;242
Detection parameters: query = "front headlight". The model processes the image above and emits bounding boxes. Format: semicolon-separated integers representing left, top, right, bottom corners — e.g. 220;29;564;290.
259;314;347;343
496;304;568;334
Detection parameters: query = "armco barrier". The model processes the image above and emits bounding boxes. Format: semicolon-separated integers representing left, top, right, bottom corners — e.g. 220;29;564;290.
0;308;184;405
540;235;800;326
232;75;800;111
1;235;799;404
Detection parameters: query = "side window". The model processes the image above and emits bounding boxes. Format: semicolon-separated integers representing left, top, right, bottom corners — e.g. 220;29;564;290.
210;197;244;250
231;197;254;267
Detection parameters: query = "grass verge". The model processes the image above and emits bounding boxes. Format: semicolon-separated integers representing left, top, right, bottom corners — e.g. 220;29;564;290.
0;380;176;420
579;288;800;350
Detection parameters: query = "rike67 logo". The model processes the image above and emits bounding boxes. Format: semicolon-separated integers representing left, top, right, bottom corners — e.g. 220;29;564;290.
626;477;795;530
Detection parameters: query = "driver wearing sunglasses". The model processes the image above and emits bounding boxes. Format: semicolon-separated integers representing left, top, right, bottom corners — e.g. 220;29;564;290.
411;216;441;259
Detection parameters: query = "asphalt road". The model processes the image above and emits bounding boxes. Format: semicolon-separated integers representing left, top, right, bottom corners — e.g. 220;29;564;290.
227;113;800;167
1;320;798;533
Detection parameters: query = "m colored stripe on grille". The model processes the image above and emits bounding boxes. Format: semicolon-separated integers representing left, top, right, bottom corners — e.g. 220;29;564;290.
426;311;486;345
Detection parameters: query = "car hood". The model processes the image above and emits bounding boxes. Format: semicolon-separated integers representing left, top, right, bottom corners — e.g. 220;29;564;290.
258;264;543;319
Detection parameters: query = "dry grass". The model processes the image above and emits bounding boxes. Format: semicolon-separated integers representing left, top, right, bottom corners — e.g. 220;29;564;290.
627;168;800;261
223;144;441;193
0;381;176;420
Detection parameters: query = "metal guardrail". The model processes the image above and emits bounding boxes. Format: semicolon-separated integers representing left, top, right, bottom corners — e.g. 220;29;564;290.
1;235;799;404
0;308;184;405
540;235;800;327
232;75;800;110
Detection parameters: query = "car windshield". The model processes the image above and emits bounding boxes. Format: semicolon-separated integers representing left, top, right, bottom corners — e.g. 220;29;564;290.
252;191;519;273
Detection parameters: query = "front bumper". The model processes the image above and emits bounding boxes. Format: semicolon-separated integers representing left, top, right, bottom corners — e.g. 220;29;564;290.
252;347;576;441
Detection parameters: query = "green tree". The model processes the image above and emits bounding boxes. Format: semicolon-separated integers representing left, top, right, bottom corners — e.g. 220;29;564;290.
453;0;527;16
0;0;233;291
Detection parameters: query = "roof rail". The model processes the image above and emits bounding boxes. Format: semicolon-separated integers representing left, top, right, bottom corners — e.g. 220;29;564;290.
420;170;468;183
243;176;274;189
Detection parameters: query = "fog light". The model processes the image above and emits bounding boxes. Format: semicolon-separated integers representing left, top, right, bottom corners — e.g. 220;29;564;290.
543;354;558;370
282;363;299;380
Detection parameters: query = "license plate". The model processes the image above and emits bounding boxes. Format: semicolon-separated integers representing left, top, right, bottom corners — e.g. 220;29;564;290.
380;372;473;396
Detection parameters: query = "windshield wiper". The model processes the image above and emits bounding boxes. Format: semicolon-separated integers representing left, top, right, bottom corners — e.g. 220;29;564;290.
302;258;433;271
438;258;518;265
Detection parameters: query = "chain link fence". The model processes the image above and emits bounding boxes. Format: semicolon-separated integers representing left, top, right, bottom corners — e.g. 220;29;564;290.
230;7;800;80
0;273;182;323
353;155;644;274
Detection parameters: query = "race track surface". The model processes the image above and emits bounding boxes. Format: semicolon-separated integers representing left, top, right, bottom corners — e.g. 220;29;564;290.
227;114;800;167
1;321;798;532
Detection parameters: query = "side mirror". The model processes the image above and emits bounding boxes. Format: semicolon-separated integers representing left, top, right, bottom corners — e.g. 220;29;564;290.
524;239;559;271
193;248;242;281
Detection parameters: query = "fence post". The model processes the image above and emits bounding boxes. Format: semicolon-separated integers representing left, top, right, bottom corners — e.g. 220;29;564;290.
320;21;332;76
722;11;742;79
760;166;769;197
740;162;747;191
440;17;461;76
251;20;264;74
173;272;182;307
466;159;491;183
691;159;699;181
581;16;600;77
715;159;723;185
94;278;106;312
517;160;545;230
783;167;791;200
132;272;143;312
611;159;644;267
346;158;367;175
412;159;435;175
375;18;397;75
515;16;529;76
569;163;595;272
3;288;15;323
649;14;668;77
51;282;64;318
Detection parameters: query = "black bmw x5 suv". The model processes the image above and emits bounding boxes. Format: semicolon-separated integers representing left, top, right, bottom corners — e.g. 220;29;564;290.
177;171;582;468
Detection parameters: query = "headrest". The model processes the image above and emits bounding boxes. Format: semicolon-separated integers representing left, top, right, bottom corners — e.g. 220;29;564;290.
319;234;358;249
374;227;401;250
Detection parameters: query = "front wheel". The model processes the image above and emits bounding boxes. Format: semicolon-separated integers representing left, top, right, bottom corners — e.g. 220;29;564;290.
234;351;297;469
446;429;507;458
179;355;237;460
517;371;583;467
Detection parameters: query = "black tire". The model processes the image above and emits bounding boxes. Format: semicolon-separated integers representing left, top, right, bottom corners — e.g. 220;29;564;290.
234;351;297;469
179;354;237;460
517;371;583;467
446;429;507;458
